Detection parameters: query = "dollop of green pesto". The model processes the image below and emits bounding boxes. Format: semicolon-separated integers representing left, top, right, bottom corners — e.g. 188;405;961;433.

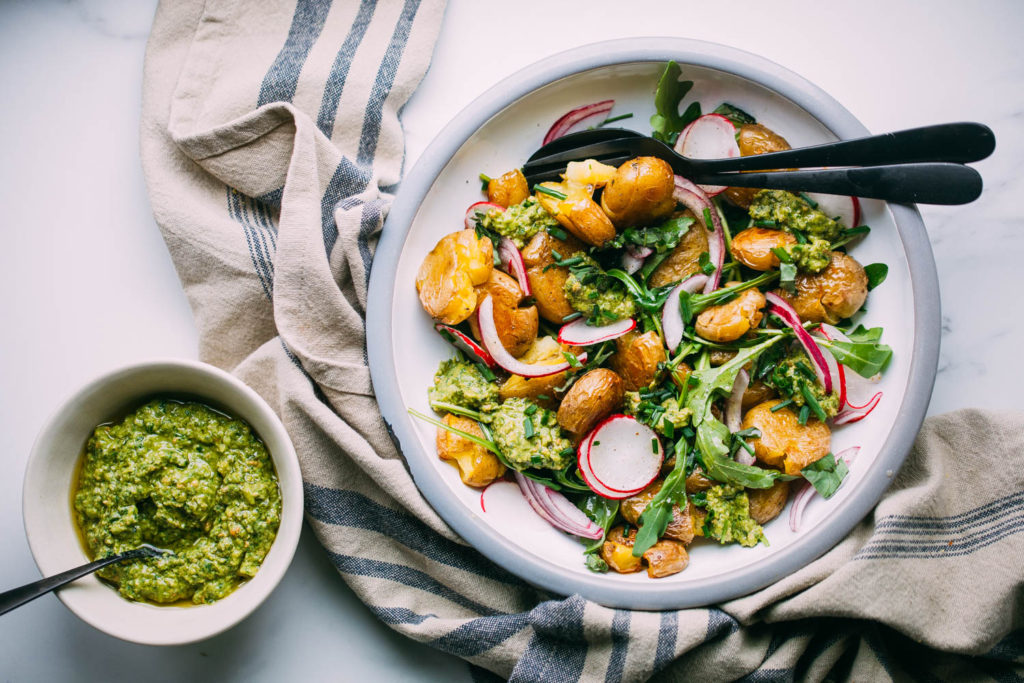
564;271;636;324
624;391;691;437
490;398;573;470
767;350;841;418
428;358;499;412
73;399;281;605
784;236;833;273
477;197;559;248
749;190;842;243
699;484;767;547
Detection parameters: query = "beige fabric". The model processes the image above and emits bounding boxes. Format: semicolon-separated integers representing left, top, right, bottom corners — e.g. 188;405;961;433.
140;2;1024;680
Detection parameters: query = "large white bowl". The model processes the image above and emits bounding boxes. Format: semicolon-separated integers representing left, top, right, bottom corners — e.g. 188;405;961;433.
367;38;940;609
22;359;304;645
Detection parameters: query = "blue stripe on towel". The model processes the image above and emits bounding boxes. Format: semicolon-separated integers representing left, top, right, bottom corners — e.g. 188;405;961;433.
226;186;273;300
429;613;531;657
874;490;1024;533
509;597;588;683
653;611;678;671
604;610;631;683
368;606;436;626
258;0;333;106
320;157;371;253
316;0;377;137
855;512;1024;560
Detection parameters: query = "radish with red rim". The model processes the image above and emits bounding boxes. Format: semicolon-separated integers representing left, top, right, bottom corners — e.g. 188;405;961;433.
585;414;663;495
477;296;586;377
662;274;708;353
558;317;636;346
434;323;496;368
465;201;504;230
543;100;615;145
575;430;636;500
674;113;740;196
765;293;833;395
802;192;860;229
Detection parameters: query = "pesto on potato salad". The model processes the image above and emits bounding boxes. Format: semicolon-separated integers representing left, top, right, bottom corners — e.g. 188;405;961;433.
413;61;893;579
74;399;281;604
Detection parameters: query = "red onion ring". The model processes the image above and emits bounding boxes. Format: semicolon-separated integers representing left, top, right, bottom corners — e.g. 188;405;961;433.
673;176;724;293
661;274;708;353
477;296;585;377
726;368;750;437
496;237;532;297
765;293;833;396
543;99;615;145
513;472;603;539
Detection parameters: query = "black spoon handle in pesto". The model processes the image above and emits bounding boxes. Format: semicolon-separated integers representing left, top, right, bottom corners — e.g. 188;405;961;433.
0;545;167;616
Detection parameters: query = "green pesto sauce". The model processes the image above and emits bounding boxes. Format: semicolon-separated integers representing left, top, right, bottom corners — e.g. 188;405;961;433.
784;236;833;273
73;399;281;605
701;484;767;548
490;398;572;470
624;391;691;437
428;359;499;412
477;197;559;248
564;271;636;323
749;190;842;243
767;350;841;418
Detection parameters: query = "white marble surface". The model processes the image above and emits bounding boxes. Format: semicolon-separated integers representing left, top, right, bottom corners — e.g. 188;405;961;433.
0;0;1020;680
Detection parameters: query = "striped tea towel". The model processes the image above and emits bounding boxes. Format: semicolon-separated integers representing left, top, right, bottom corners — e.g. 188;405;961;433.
139;2;1024;680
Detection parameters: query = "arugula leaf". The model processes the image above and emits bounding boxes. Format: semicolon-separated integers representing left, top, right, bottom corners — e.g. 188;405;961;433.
697;419;795;489
864;263;888;290
605;216;694;254
800;453;849;499
712;103;756;127
685;335;784;425
680;271;780;324
632;442;690;556
650;61;698;145
825;339;892;377
576;494;620;571
844;324;883;343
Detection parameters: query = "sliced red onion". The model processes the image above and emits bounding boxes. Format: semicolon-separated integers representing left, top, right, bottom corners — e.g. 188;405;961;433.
621;251;645;274
465;201;504;230
833;393;883;425
434;323;496;368
497;237;531;296
726;369;750;434
542;99;615;145
813;326;843;404
789;446;861;532
558;317;635;346
765;293;832;396
662;274;708;353
514;472;604;539
673;176;724;293
477;296;585;377
626;244;653;259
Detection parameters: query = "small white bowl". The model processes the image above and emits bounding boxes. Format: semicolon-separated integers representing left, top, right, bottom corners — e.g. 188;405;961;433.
22;359;304;645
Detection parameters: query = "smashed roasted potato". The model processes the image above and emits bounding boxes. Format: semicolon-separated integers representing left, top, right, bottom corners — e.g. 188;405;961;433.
741;399;831;475
436;414;505;487
415;230;493;324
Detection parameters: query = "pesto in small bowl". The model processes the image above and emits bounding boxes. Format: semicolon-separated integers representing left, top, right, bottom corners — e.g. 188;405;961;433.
73;399;282;605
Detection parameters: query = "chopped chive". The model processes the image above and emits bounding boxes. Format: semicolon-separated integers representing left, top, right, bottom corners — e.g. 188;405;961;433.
548;226;569;241
523;418;536;439
556;256;584;267
561;312;582;322
593;441;601;446
793;230;808;244
754;219;777;228
663;421;675;439
475;362;496;382
771;399;794;412
563;352;583;368
537;394;551;401
703;207;714;231
798;405;810;425
698;251;715;275
524;403;538;416
737;439;756;456
800;384;827;422
651;437;659;454
551;249;563;261
771;247;793;264
600;112;634;125
559;446;575;457
534;185;567;200
798;192;818;209
479;173;492;191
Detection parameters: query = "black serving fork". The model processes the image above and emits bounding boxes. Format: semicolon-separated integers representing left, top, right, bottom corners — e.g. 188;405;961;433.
521;123;995;205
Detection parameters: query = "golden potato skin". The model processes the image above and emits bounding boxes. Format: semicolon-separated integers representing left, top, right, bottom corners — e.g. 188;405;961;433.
521;231;584;323
742;379;776;410
561;195;617;247
722;124;792;209
602;526;644;574
600;157;677;228
774;251;869;325
685;468;714;494
695;287;766;342
436;415;505;487
620;481;696;544
499;337;569;409
556;368;624;438
487;169;529;208
642;538;689;578
741;399;831;475
610;330;667;391
748;480;790;525
730;227;798;271
648;210;708;288
468;270;538;357
415;231;493;324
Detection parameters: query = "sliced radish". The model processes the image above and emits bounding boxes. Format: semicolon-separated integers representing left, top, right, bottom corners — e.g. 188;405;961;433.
789;446;860;532
477;296;585;377
765;293;832;396
576;430;635;500
434;323;497;368
813;326;844;406
543;99;615;145
626;244;653;260
675;114;740;196
558;317;635;346
802;193;860;229
673;176;724;293
833;393;882;425
496;237;532;297
465;201;504;230
662;274;709;353
621;250;645;274
513;472;603;539
586;415;663;495
820;323;882;414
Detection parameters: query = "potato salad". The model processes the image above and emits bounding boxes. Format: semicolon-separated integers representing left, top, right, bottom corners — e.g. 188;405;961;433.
411;62;892;579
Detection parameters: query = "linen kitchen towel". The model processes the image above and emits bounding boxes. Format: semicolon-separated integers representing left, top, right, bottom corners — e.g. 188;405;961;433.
140;2;1024;680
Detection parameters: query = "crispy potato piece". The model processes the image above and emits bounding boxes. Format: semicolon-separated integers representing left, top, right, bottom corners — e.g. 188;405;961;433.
415;231;493;324
520;231;584;269
695;287;766;342
600;157;676;228
742;379;776;410
722;124;792;209
436;415;505;487
773;251;868;325
741;399;831;475
685;468;714;494
468;270;539;358
648;210;708;288
521;232;585;323
748;479;790;525
642;538;689;578
556;368;624;438
487;169;529;208
602;526;644;574
499;337;569;409
730;227;798;271
689;502;707;538
535;183;616;247
620;481;696;544
610;330;667;391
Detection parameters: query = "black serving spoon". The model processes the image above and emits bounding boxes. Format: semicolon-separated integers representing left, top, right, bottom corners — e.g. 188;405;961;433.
0;544;172;616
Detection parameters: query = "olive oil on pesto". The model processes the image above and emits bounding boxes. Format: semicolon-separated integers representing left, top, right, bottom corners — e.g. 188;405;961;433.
72;399;282;605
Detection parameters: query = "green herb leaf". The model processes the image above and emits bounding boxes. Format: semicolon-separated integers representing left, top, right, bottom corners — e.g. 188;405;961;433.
650;61;697;144
697;419;793;489
800;453;849;499
825;339;892;377
479;173;492;191
779;262;797;293
712;103;756;127
534;184;567;200
864;263;889;290
577;494;619;571
600;113;634;126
